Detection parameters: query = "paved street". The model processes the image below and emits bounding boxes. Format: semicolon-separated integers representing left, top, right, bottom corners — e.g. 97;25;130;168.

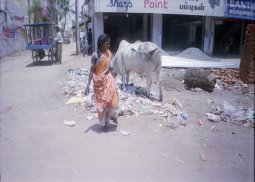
0;43;254;182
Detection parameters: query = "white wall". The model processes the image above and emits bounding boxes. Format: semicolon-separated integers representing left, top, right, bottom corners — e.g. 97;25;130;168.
93;13;104;50
152;14;162;48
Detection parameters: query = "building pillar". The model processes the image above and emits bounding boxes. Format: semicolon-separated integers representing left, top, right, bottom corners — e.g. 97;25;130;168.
203;16;215;55
143;14;148;41
93;13;104;51
152;14;162;48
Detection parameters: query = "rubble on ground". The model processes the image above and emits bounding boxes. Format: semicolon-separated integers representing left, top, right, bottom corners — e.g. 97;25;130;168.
209;69;246;91
161;68;251;93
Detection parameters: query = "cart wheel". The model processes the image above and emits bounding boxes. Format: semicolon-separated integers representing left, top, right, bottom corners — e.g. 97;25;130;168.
35;51;39;64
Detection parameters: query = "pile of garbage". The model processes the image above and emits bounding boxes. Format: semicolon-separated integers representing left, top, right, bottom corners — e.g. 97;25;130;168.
63;68;188;129
64;68;88;96
206;101;254;128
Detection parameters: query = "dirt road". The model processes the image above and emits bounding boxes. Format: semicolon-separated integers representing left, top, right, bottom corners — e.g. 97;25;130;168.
0;43;254;182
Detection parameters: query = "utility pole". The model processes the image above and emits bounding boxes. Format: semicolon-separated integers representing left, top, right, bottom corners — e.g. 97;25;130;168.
75;0;80;54
28;0;31;23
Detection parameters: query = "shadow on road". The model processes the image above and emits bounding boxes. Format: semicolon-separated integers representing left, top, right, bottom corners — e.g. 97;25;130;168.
84;123;117;134
70;52;78;56
25;61;56;67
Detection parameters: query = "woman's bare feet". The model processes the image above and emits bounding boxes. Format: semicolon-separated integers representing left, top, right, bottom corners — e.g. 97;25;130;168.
111;117;118;124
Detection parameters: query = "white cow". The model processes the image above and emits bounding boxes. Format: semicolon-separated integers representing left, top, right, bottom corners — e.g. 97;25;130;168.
111;40;162;101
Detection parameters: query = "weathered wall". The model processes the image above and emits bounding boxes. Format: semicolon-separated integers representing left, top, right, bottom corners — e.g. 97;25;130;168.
0;0;28;58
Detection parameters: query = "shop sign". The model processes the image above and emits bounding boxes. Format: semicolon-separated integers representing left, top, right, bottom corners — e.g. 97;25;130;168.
94;0;224;17
225;0;255;20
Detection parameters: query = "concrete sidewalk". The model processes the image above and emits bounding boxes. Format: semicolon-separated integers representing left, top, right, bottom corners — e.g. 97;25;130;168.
162;56;240;69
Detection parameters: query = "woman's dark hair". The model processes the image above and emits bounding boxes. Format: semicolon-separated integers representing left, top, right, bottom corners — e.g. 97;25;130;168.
97;34;110;58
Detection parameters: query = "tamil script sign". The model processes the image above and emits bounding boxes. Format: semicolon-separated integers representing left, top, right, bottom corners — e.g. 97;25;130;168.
94;0;224;17
225;0;255;20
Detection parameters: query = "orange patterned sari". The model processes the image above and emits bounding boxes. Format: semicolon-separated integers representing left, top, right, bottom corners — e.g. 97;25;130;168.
93;50;119;125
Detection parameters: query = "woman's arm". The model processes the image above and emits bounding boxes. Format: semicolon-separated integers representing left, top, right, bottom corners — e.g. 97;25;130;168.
109;53;117;77
85;54;97;95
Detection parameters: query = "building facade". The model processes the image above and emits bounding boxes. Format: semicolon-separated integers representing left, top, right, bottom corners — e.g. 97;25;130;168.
89;0;254;55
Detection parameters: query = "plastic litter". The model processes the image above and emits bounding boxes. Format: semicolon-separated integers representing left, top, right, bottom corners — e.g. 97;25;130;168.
66;96;85;105
223;101;254;122
180;112;188;120
207;99;214;104
223;101;238;116
215;106;222;114
206;113;221;122
171;98;183;108
163;122;178;129
64;120;76;127
198;119;204;126
244;108;254;121
209;125;218;131
87;116;94;120
200;152;207;161
118;130;130;135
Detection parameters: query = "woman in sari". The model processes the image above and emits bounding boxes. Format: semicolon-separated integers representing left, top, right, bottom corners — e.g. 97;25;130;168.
85;34;119;130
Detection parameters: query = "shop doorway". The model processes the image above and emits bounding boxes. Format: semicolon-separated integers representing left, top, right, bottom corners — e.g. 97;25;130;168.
104;13;152;52
162;15;203;53
214;20;244;57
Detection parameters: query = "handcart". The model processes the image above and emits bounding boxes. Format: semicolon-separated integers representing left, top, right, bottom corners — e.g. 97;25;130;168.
23;22;56;65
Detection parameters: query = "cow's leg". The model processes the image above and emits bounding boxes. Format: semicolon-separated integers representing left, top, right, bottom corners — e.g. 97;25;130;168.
158;81;162;102
155;65;162;102
145;72;152;99
126;72;130;85
121;61;129;92
121;72;126;91
120;59;126;91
